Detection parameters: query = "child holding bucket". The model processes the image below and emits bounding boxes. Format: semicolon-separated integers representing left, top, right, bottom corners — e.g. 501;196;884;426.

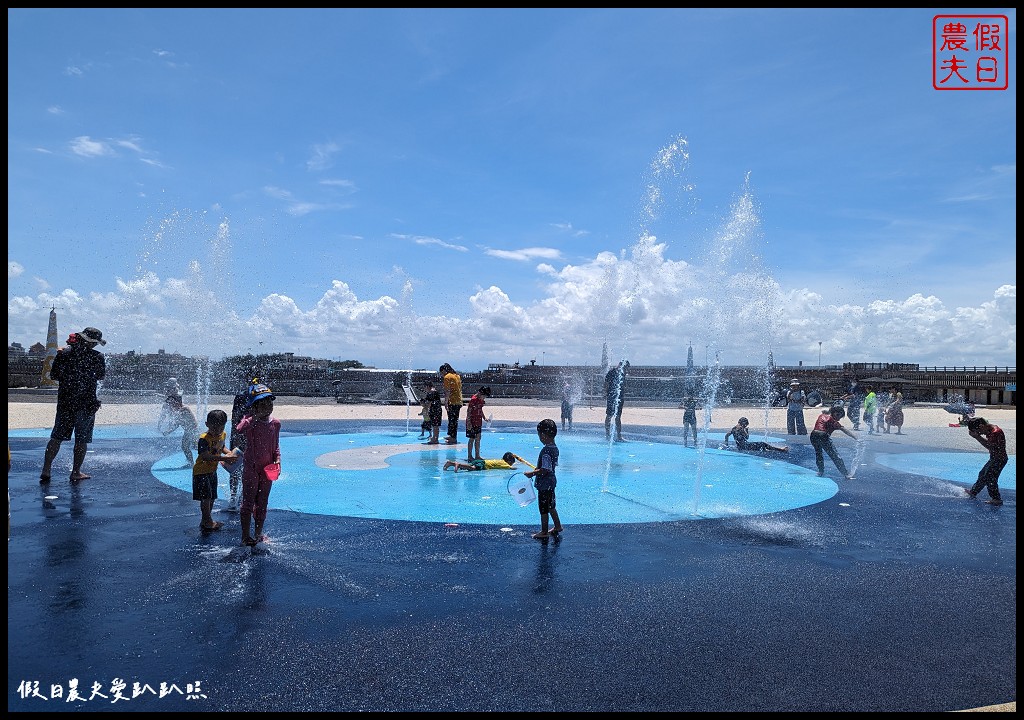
524;419;563;539
234;382;281;547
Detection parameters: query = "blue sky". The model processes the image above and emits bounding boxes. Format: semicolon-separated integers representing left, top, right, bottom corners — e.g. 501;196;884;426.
7;8;1016;370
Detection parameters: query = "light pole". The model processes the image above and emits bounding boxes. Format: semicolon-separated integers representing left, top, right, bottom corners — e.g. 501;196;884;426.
818;341;822;367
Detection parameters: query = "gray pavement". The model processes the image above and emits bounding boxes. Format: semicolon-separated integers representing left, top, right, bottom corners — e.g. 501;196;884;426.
7;418;1016;712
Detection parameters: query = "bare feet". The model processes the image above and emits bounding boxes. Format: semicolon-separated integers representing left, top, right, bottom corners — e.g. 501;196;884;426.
532;531;550;539
69;472;91;483
201;521;224;531
549;525;563;534
242;536;257;546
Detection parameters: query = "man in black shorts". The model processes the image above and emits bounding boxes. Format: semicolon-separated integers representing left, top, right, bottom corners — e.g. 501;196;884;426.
40;327;107;484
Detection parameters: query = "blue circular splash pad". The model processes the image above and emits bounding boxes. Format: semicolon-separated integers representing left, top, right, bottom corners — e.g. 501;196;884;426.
150;427;837;524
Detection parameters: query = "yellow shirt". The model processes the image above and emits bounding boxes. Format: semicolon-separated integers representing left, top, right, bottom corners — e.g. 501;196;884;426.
443;372;463;406
192;430;226;476
482;458;514;470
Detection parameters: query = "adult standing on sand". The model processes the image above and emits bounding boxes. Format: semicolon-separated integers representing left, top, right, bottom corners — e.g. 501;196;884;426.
39;327;107;485
785;378;808;435
440;363;463;445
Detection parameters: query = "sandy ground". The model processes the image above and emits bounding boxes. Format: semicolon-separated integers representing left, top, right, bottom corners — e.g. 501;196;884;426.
8;393;1015;456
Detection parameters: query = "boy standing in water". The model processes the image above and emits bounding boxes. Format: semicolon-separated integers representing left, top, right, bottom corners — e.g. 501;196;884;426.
417;393;431;438
422;380;443;445
524;419;563;539
809;406;856;480
234;383;281;546
465;386;491;461
192;409;235;531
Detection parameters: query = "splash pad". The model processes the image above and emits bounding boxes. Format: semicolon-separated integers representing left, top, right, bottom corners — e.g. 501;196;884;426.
147;421;830;524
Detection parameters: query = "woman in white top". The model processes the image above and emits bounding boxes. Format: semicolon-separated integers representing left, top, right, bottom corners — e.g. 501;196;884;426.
786;379;808;435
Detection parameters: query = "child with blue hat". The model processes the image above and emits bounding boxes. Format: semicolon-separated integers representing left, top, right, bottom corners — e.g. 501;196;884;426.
234;381;281;546
245;382;275;408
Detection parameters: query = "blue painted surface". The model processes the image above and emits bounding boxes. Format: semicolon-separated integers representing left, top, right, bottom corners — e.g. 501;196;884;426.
151;429;834;523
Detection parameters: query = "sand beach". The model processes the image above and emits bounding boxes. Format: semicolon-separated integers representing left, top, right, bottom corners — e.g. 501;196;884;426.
7;391;1016;456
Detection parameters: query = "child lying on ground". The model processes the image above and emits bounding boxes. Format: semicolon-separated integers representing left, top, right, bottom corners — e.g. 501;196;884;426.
443;451;518;473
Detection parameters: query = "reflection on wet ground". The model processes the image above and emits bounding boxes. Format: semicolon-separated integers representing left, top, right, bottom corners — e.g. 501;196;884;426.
7;419;1015;712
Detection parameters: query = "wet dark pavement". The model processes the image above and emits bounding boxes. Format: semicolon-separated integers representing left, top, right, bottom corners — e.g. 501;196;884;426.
8;420;1016;712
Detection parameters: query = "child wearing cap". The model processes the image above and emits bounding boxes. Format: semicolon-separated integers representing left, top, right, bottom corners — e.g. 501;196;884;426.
234;383;281;546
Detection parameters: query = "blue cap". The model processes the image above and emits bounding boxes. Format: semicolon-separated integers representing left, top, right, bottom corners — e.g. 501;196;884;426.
245;383;275;408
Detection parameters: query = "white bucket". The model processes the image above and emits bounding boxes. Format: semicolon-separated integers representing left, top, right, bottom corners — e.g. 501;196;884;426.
507;475;536;507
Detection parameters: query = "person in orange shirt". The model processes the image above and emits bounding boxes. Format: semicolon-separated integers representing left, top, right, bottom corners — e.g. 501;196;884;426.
439;363;463;445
